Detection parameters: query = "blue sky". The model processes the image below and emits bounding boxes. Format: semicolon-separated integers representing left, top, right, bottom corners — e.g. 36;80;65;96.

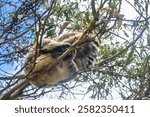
0;0;149;99
0;0;33;76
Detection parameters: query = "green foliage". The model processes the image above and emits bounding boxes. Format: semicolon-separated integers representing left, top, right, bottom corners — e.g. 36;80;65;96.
0;0;150;100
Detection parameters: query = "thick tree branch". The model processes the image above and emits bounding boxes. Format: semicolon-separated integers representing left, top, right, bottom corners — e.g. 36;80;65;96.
0;76;29;100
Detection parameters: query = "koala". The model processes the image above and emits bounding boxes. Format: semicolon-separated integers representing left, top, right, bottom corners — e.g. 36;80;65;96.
24;40;78;87
24;31;99;88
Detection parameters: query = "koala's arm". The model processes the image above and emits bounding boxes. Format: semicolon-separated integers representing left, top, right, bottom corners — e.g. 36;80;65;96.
33;54;54;72
24;45;52;75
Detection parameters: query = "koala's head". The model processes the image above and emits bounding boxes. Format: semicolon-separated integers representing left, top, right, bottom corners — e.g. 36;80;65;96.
74;41;99;70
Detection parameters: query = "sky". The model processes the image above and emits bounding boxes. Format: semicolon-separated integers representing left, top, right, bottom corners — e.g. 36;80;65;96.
0;0;149;99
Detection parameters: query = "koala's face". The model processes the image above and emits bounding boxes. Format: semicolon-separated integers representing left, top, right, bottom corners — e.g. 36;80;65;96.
74;41;99;70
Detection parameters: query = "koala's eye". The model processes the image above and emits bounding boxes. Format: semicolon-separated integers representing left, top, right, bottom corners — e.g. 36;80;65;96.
93;41;99;47
89;56;94;61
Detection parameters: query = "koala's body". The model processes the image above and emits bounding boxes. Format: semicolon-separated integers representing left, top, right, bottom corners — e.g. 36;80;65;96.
24;31;98;88
24;40;78;87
